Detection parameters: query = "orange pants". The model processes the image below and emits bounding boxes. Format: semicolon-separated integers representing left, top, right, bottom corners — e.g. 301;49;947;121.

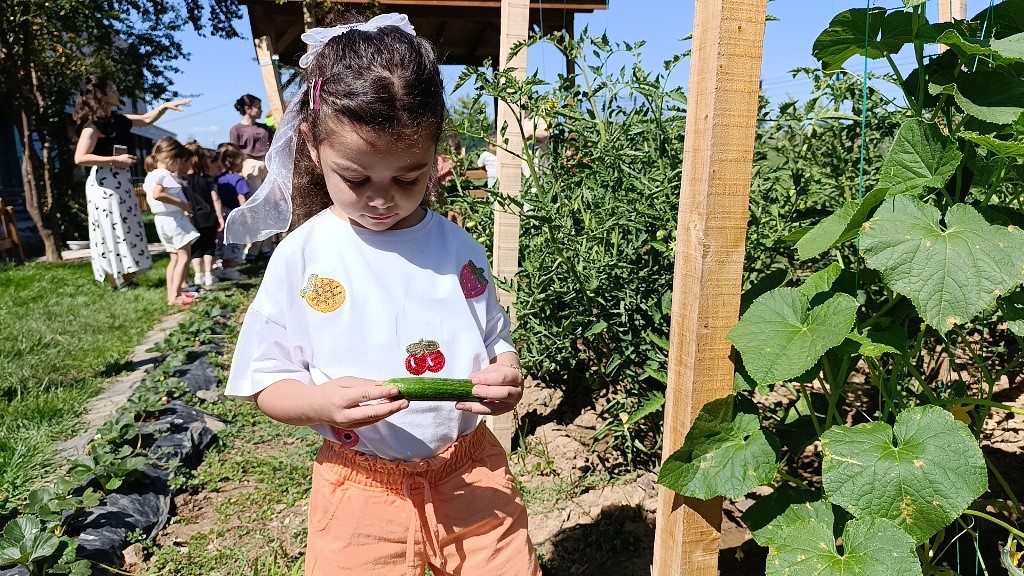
305;424;542;576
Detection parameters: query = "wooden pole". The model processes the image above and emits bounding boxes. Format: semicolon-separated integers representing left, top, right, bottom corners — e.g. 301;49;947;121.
487;0;530;453
938;0;967;53
254;35;286;122
938;0;968;22
652;1;767;575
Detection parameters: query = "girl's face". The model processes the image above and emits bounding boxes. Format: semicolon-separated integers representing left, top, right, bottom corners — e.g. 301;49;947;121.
245;101;263;121
303;119;436;232
104;84;121;108
169;158;188;176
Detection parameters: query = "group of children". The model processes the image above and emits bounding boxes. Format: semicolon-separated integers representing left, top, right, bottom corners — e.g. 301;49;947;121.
142;139;254;306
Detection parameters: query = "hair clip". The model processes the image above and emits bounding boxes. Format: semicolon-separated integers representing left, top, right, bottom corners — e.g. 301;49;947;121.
311;77;324;111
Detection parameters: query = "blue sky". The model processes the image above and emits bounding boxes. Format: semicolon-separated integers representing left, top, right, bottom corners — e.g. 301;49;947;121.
156;0;951;147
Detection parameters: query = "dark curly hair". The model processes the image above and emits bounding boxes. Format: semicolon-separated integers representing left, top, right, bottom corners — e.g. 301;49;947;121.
290;20;448;228
234;94;262;115
73;75;114;125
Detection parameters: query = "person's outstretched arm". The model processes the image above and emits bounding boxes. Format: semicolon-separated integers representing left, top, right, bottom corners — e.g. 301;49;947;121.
127;99;191;127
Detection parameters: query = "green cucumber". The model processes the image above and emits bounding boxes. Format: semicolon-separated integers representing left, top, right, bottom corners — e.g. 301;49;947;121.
385;377;477;401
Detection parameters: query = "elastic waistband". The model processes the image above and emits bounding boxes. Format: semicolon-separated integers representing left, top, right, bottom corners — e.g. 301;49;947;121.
316;424;496;491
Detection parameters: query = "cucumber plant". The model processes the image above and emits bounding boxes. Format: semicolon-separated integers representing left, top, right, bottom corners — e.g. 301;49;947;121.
658;2;1024;574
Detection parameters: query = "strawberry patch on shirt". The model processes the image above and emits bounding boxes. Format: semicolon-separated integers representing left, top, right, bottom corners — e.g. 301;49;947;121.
459;260;488;299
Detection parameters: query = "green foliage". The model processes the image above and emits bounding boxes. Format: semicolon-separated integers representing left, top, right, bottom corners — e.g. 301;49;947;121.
0;278;250;574
0;515;90;576
766;517;922;576
458;32;685;470
660;1;1024;573
746;68;905;282
67;445;151;493
657;395;780;500
821;406;987;544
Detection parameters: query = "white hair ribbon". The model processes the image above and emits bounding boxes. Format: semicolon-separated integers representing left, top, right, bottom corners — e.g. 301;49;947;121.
299;13;416;69
223;12;417;245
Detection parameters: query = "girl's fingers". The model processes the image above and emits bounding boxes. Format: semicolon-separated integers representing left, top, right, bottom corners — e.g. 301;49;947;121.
342;398;409;427
455;399;512;416
471;384;522;404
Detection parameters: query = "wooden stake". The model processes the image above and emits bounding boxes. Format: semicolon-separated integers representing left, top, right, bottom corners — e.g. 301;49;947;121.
652;1;768;574
938;0;967;53
254;35;286;123
487;0;530;453
938;0;968;22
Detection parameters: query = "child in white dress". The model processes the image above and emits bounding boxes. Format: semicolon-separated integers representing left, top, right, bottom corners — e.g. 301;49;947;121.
144;137;200;306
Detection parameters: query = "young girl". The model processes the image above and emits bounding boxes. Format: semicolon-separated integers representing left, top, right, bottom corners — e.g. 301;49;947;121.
212;143;250;281
144;137;201;306
224;13;540;576
183;142;224;287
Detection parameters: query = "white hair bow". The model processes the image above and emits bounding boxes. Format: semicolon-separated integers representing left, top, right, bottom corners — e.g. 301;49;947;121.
299;13;416;69
224;12;418;245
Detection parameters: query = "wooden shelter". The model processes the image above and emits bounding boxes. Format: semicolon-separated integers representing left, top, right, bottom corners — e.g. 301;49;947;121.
242;0;609;121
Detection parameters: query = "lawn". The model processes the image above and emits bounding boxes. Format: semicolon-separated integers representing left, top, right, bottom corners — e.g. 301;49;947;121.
0;257;171;499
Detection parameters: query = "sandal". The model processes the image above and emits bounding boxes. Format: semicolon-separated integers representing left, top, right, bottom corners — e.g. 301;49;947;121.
170;294;196;307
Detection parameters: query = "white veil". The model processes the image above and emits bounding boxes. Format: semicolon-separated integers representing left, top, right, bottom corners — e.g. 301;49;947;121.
223;13;416;245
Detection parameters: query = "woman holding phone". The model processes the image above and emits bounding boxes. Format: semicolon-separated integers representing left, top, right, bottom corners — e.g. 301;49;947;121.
73;74;190;288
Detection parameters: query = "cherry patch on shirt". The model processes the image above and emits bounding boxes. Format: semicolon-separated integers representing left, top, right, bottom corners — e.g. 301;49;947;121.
459;260;488;299
300;273;346;313
404;339;446;375
330;427;360;448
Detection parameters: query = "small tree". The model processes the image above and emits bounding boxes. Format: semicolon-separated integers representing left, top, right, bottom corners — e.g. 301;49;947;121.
0;0;242;260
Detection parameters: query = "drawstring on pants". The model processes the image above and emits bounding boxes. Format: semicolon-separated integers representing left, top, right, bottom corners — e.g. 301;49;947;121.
403;475;446;576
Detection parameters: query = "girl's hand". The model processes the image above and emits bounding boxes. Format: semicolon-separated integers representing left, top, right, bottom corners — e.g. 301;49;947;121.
112;154;136;169
456;363;524;416
318;377;409;428
162;99;191;112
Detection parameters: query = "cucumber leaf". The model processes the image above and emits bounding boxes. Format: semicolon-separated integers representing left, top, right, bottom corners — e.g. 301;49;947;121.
658;395;779;500
821;405;987;544
729;288;858;386
861;195;1024;333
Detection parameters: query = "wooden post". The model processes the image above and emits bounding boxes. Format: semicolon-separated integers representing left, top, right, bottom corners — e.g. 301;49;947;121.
938;0;967;53
487;0;530;453
652;1;767;575
255;35;286;122
938;0;968;22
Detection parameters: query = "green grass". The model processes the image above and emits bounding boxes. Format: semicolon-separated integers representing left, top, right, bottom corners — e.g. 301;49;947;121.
146;400;318;576
0;257;171;498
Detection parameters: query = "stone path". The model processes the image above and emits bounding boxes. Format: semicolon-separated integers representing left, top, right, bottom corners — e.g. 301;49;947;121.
55;311;188;459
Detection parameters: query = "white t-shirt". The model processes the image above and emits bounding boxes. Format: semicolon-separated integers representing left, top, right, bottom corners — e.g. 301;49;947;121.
226;209;515;461
476;150;498;186
144;168;186;214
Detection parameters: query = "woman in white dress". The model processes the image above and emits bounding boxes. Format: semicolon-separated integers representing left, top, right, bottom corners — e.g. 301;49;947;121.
72;74;190;288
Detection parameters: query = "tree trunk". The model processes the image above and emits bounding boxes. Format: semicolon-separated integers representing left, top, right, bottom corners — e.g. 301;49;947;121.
19;108;62;261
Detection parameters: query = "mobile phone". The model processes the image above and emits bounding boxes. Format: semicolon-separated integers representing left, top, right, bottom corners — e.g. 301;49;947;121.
112;145;128;156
